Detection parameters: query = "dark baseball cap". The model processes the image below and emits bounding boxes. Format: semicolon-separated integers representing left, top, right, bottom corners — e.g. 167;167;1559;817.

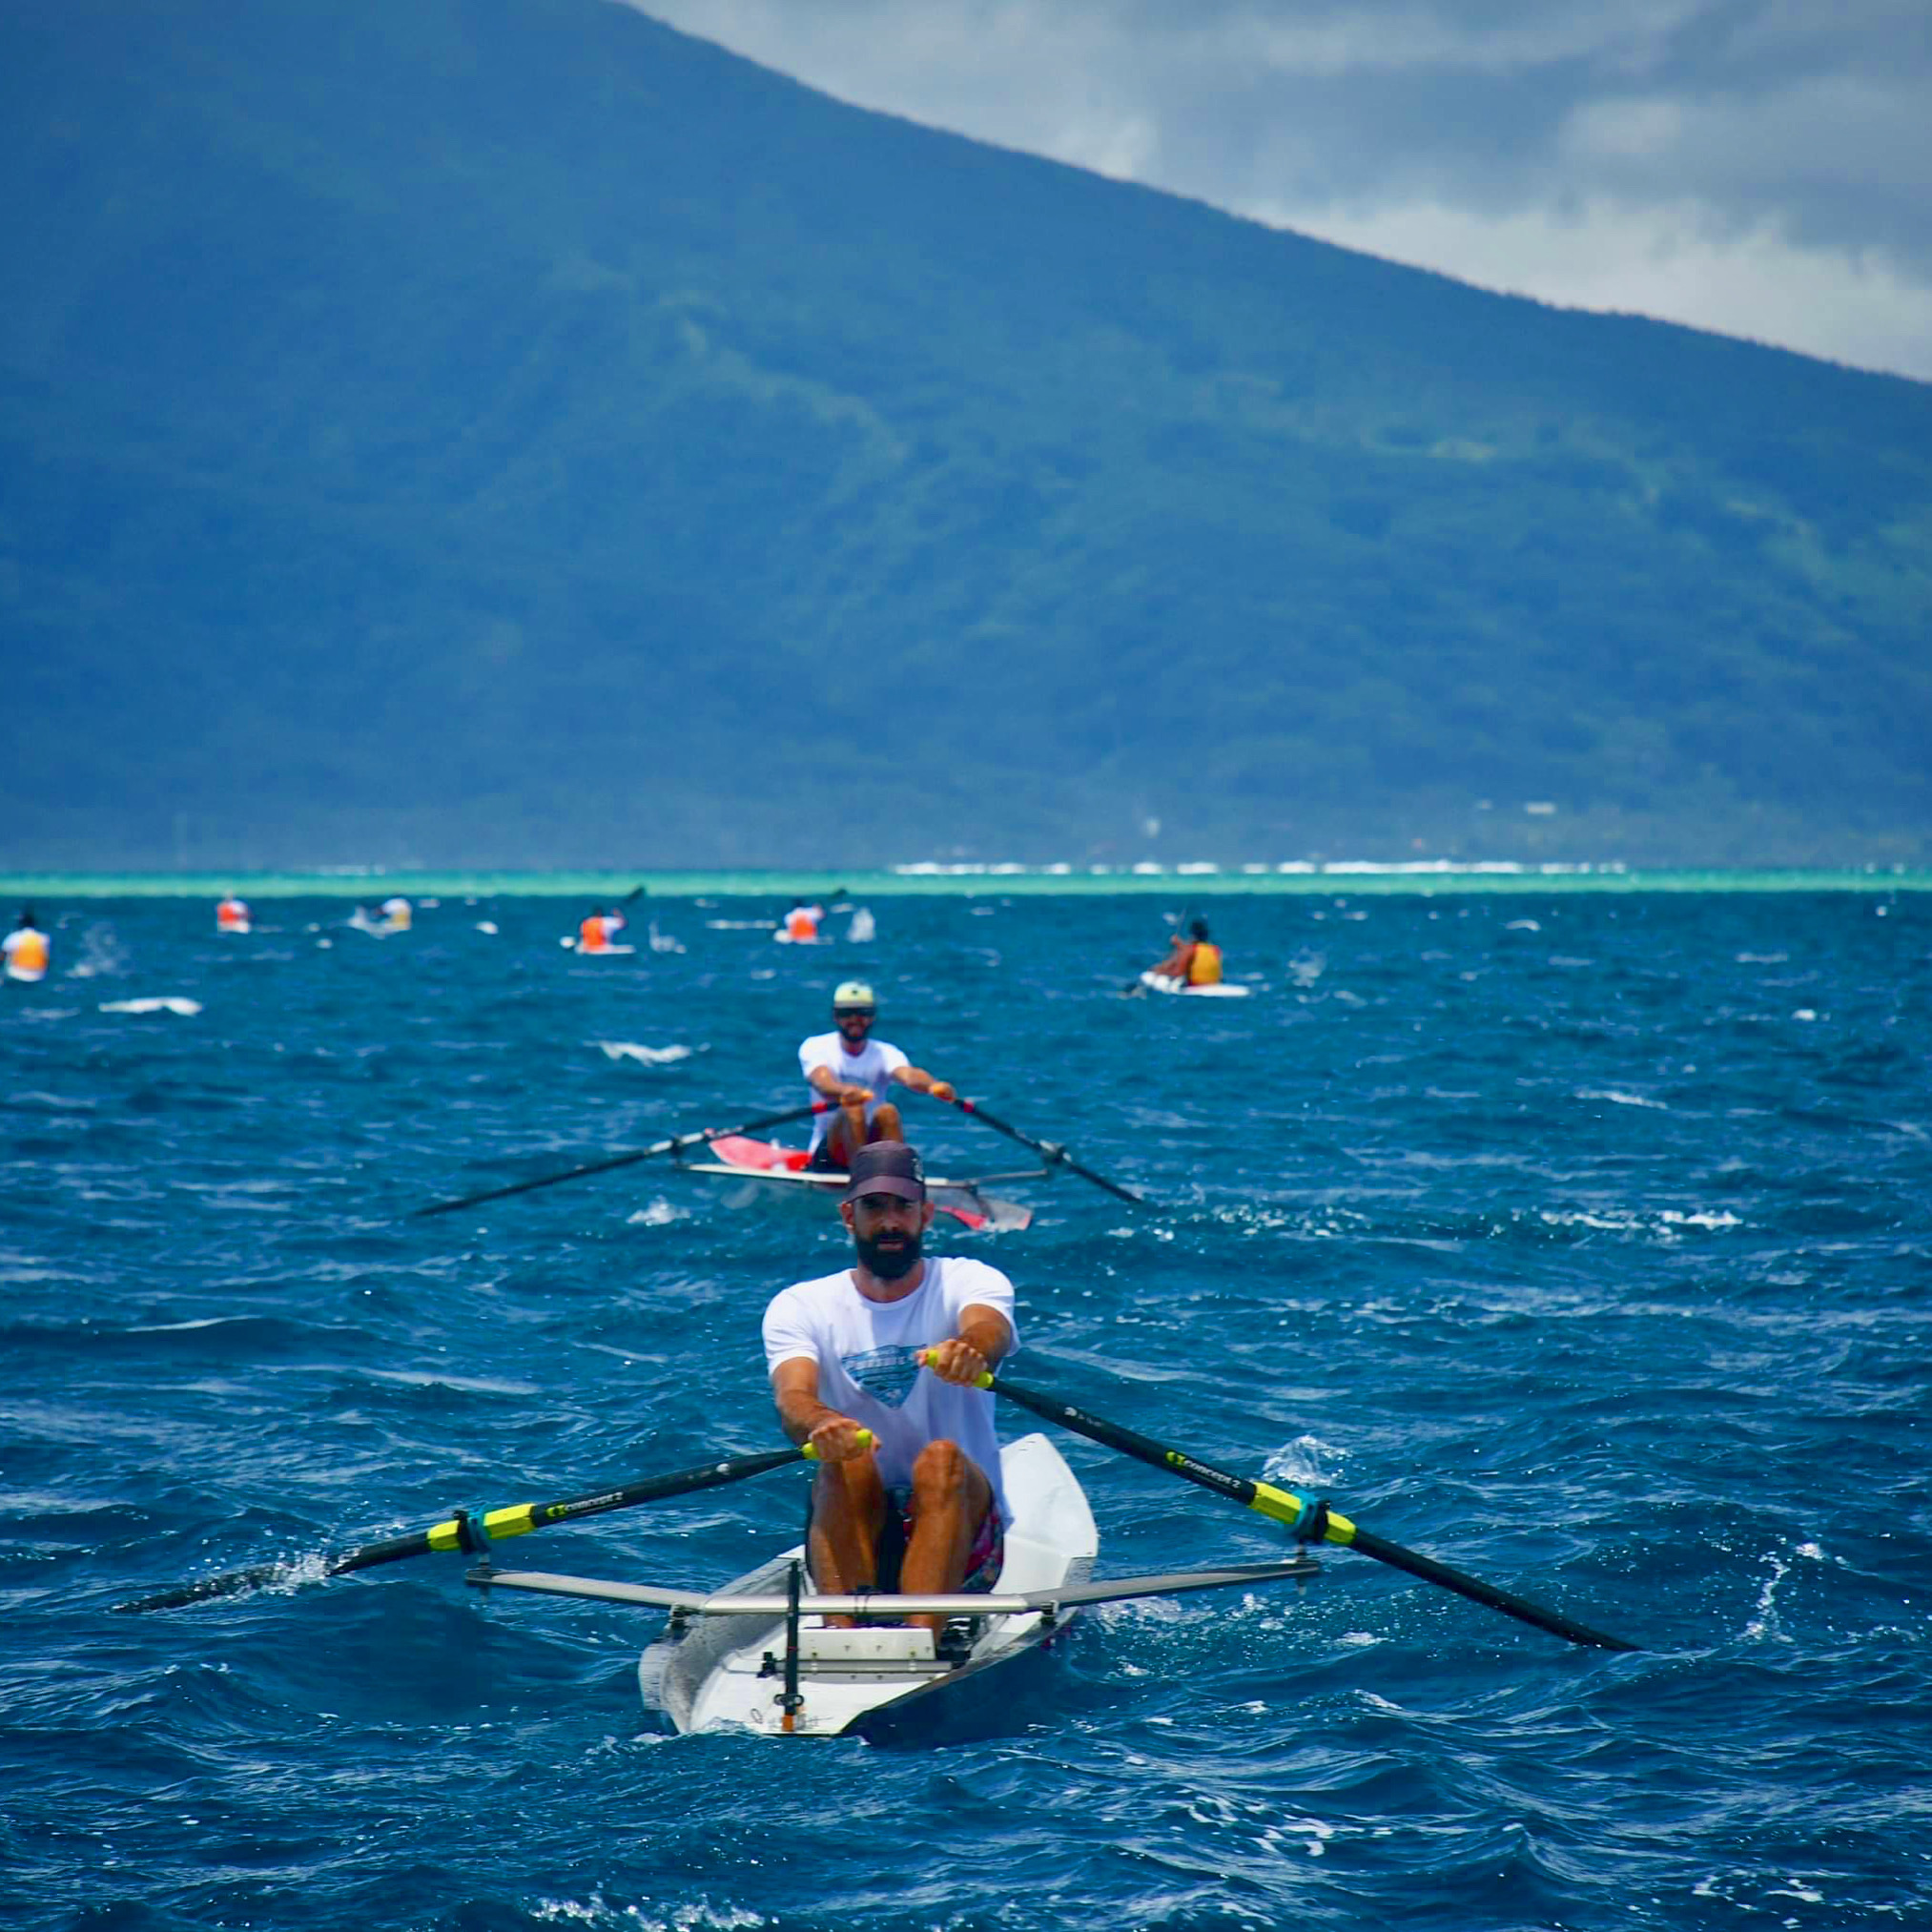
842;1141;927;1202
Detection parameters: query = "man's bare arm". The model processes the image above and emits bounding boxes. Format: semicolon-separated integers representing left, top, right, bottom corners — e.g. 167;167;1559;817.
891;1063;956;1102
924;1305;1013;1386
771;1356;870;1459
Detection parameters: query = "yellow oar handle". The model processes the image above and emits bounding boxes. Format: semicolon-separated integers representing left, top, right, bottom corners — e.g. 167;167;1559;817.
802;1428;874;1460
918;1348;996;1385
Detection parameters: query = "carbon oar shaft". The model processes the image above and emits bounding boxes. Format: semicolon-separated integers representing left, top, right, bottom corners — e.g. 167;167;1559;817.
945;1097;1144;1204
413;1100;830;1217
115;1445;812;1613
983;1372;1638;1653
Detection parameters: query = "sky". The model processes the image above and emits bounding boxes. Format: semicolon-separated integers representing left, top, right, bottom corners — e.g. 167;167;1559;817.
631;0;1932;384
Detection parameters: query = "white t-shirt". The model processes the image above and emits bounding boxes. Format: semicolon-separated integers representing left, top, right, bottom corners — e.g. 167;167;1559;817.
797;1031;910;1151
763;1256;1018;1525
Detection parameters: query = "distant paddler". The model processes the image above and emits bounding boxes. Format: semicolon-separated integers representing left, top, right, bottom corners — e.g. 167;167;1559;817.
216;893;252;935
3;908;50;983
576;906;627;954
379;895;413;934
801;981;956;1171
777;898;825;944
1150;915;1223;988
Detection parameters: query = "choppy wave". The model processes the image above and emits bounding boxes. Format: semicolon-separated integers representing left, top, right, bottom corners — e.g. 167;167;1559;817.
2;887;1927;1931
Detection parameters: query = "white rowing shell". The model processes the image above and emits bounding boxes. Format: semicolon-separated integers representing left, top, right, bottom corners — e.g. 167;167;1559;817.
645;1432;1098;1737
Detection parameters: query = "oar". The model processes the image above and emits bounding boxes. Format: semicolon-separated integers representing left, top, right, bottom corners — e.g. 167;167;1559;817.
411;1100;831;1217
115;1435;864;1613
972;1368;1639;1652
940;1095;1145;1205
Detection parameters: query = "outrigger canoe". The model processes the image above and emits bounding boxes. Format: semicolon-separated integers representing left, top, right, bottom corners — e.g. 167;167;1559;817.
682;1135;1038;1233
465;1432;1321;1738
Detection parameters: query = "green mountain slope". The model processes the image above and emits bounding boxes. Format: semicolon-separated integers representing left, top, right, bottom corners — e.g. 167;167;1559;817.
3;0;1928;867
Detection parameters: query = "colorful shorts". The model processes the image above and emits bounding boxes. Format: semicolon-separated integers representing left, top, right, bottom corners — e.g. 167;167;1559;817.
808;1482;1005;1593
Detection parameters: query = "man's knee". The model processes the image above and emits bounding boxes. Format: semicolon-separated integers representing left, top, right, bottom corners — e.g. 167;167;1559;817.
870;1102;904;1141
911;1438;967;1497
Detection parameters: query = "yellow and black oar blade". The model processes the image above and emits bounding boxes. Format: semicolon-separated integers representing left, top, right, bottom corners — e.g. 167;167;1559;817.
114;1444;810;1613
412;1100;830;1218
982;1371;1639;1654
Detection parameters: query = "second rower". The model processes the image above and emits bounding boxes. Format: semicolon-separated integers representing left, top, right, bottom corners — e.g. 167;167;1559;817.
801;981;955;1171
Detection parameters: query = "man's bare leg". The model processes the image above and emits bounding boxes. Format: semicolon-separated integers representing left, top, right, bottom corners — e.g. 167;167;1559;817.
826;1106;867;1167
898;1439;994;1636
809;1454;887;1627
868;1101;905;1142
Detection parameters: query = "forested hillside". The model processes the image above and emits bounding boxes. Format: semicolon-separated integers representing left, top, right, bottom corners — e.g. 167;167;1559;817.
4;0;1928;867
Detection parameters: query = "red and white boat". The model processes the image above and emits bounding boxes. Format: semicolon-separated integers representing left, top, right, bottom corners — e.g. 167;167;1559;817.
682;1136;1038;1233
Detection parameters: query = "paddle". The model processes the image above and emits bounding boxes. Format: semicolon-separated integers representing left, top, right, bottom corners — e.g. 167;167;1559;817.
1127;903;1198;996
969;1368;1639;1652
939;1095;1145;1205
115;1435;865;1613
411;1100;831;1218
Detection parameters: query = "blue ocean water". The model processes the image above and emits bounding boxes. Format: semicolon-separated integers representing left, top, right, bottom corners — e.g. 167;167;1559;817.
3;888;1926;1931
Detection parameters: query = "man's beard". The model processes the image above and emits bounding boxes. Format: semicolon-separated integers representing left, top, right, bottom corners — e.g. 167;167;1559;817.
854;1224;924;1281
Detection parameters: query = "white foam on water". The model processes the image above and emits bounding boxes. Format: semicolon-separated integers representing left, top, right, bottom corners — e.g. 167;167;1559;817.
1263;1433;1348;1488
627;1201;686;1226
475;921;500;935
1659;1208;1742;1230
1792;1008;1820;1021
1578;1087;1669;1110
597;1042;693;1066
1505;917;1542;932
533;1897;766;1930
98;997;202;1017
1744;1551;1792;1641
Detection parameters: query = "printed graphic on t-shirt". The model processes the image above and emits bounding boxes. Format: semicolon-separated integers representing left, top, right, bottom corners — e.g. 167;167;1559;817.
842;1344;921;1408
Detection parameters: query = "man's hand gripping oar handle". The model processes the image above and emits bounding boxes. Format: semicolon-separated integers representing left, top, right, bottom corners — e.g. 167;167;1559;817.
969;1370;1640;1653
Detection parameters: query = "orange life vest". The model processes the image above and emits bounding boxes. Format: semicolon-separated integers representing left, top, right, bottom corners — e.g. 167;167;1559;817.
8;931;49;975
1186;942;1223;985
217;899;248;930
786;909;819;940
579;915;608;953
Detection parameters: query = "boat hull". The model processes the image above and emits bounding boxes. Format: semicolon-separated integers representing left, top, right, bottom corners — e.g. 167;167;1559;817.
640;1432;1098;1737
686;1139;1034;1232
1139;971;1250;997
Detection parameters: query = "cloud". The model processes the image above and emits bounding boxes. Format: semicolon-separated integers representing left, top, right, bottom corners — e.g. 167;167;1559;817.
632;0;1932;380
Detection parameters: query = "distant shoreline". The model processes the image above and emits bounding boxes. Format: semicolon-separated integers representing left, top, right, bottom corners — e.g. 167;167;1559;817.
3;864;1926;898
